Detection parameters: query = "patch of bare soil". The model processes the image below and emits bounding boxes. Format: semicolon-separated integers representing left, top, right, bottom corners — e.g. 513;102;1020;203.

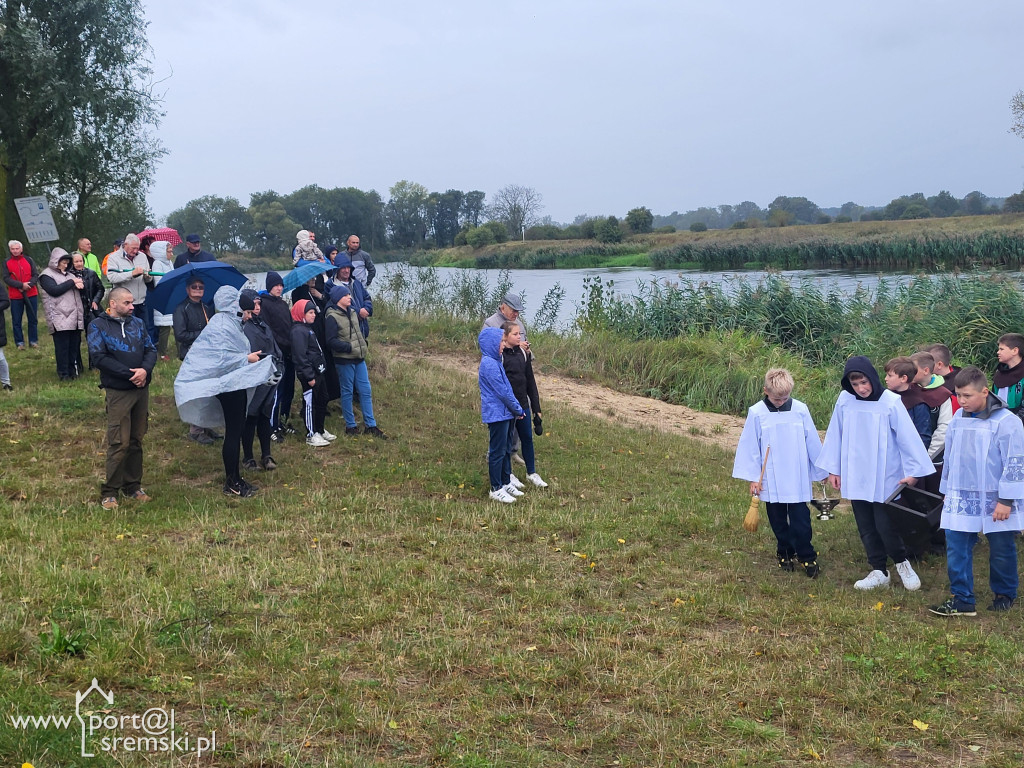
388;348;745;452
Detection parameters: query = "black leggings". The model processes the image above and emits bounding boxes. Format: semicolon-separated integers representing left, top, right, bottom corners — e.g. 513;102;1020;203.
243;414;273;462
216;390;248;484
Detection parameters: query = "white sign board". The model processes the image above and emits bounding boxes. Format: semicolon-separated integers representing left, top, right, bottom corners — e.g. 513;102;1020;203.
14;195;59;244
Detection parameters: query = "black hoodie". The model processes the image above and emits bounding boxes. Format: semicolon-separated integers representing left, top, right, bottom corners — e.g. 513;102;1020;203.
841;356;883;402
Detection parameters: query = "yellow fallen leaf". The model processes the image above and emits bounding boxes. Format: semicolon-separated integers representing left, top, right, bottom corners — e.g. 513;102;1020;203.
572;551;587;558
872;602;883;611
115;534;124;540
24;763;35;768
912;719;929;731
806;746;821;760
525;645;537;651
388;720;398;729
617;538;626;544
458;483;465;489
968;745;981;752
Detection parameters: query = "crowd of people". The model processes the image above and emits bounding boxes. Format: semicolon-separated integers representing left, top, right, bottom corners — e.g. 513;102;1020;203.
733;340;1024;617
3;229;388;505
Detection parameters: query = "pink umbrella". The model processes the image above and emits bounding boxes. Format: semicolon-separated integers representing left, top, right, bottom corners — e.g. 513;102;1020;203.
137;227;182;247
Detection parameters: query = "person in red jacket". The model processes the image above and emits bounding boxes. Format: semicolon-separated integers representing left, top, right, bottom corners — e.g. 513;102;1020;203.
3;240;40;349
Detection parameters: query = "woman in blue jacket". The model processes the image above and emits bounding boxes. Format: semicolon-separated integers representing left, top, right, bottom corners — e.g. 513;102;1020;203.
478;326;524;503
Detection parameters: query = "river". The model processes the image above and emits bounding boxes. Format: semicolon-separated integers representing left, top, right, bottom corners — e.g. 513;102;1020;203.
246;264;1024;332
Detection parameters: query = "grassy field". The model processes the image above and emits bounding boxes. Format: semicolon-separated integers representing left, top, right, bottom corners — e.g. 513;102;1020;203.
1;318;1023;767
393;214;1024;272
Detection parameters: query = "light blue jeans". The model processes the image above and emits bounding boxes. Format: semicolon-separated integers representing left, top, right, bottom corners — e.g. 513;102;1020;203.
336;361;376;429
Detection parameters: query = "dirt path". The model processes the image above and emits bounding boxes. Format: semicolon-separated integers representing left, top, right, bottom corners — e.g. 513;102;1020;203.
388;348;746;452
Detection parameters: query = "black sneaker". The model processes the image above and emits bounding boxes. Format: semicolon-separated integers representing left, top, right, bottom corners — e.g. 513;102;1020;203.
929;597;977;617
988;594;1016;612
2;383;11;391
777;555;795;572
270;428;284;443
242;458;259;471
801;560;820;579
223;479;259;498
345;426;361;436
284;424;297;436
261;456;278;471
363;425;389;440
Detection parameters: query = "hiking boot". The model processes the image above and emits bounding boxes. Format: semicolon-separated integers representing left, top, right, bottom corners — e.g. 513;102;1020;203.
527;472;548;488
363;425;389;439
321;428;337;441
854;569;890;590
129;489;152;502
261;456;278;471
503;483;525;497
801;560;820;579
345;426;361;436
242;458;259;471
508;473;525;490
929;597;977;617
100;496;119;510
988;594;1016;612
489;488;516;503
777;555;796;572
189;430;215;446
894;559;921;591
307;433;330;447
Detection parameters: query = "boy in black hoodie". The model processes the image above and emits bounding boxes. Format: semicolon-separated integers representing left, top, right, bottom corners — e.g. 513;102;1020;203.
993;333;1024;418
817;357;935;591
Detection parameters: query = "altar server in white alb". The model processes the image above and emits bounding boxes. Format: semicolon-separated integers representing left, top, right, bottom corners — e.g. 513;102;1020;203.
817;356;935;592
733;368;827;578
929;366;1024;617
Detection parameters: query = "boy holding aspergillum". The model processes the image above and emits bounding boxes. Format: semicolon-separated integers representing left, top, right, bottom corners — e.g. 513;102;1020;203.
816;357;934;591
930;366;1024;616
733;368;826;577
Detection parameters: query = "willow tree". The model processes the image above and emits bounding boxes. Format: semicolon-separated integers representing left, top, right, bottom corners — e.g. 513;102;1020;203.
0;0;162;247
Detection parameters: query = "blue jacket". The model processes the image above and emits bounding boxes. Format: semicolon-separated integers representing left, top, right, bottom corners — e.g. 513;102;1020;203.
478;327;523;424
87;313;157;390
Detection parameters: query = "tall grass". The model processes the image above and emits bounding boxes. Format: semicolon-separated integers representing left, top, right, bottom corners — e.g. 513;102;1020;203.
649;231;1024;270
579;271;1024;372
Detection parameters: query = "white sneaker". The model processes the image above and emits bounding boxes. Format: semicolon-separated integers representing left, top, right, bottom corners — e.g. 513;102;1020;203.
489;488;516;503
894;559;921;591
854;569;891;590
321;429;337;442
508;474;525;490
526;473;548;488
503;483;525;497
306;433;330;447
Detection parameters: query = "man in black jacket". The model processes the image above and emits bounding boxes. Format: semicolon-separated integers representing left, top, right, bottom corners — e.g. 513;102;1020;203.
87;286;157;510
172;233;216;269
172;276;217;444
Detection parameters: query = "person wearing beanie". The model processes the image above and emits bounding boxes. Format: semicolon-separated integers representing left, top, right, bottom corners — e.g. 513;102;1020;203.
328;252;373;340
325;284;388;439
239;289;280;471
260;271;296;440
290;299;333;446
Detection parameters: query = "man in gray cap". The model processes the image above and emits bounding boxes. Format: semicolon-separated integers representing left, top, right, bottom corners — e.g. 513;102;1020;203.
483;291;532;464
482;292;531;357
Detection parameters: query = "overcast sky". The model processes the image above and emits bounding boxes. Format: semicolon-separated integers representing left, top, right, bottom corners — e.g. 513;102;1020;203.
142;0;1024;224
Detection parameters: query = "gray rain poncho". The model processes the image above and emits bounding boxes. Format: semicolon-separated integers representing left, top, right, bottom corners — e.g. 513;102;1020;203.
174;286;279;428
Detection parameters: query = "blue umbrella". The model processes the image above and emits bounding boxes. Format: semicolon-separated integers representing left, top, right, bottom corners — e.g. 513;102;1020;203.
147;261;248;314
282;260;335;293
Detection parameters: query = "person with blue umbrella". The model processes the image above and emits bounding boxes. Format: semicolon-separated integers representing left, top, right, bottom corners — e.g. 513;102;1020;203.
147;260;247;315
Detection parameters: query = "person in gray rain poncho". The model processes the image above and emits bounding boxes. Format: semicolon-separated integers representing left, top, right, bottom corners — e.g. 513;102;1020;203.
174;286;279;498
